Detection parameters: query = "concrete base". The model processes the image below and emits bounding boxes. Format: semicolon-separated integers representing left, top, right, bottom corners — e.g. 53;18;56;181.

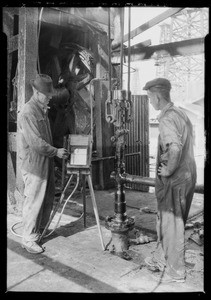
6;188;204;293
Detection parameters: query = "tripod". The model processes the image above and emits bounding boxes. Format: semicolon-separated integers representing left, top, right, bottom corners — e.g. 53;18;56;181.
38;167;105;251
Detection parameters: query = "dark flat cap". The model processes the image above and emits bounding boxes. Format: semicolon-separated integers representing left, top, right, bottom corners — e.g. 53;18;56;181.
143;78;171;91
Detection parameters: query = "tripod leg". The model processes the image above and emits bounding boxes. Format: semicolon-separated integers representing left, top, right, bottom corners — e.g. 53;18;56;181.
38;174;73;242
87;174;105;251
82;174;86;228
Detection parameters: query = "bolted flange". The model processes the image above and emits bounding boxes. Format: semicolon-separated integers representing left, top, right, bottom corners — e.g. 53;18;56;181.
105;216;135;256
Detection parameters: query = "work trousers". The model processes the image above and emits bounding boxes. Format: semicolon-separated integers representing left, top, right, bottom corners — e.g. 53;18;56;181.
21;163;55;243
154;176;195;279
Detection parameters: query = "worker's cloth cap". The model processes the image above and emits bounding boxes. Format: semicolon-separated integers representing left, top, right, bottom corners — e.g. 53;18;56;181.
30;74;55;96
143;78;171;91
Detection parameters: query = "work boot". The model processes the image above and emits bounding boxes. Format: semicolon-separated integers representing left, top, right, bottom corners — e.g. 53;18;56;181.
21;240;44;254
149;271;186;284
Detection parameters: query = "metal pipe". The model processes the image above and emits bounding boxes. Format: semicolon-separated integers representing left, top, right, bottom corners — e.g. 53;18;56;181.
61;135;67;189
108;7;112;93
117;173;204;194
92;155;115;162
120;8;124;89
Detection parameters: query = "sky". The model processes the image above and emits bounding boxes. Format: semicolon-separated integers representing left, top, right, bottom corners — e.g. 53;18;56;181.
122;7;172;120
124;7;170;46
122;7;170;102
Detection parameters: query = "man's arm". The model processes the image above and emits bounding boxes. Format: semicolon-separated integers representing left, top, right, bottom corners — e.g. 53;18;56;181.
20;113;58;157
158;117;183;177
158;143;182;177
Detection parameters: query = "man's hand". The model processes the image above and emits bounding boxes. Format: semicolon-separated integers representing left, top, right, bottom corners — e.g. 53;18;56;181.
157;163;170;177
56;148;69;159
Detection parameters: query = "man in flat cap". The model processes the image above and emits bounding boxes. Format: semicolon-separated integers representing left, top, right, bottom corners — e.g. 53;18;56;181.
18;74;69;254
143;78;196;282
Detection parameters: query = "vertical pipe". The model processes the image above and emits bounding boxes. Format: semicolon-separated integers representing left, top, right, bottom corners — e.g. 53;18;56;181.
138;95;141;177
61;135;67;190
127;7;132;186
120;8;124;89
108;7;111;94
127;7;131;99
135;98;138;182
89;80;94;143
140;96;144;190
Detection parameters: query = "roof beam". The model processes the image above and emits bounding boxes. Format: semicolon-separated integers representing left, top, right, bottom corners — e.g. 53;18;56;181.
111;38;205;63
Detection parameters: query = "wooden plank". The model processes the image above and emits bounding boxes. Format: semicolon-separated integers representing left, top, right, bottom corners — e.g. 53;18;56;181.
4;7;19;16
42;7;106;34
8;132;17;152
8;34;19;53
94;80;104;189
7;152;16;206
16;7;39;194
123;8;184;43
85;7;112;26
3;8;17;108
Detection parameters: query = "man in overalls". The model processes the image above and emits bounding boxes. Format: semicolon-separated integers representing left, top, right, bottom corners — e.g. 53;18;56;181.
143;78;196;283
19;74;69;254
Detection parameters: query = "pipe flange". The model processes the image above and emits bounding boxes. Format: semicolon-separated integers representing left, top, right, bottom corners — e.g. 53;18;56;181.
105;216;135;233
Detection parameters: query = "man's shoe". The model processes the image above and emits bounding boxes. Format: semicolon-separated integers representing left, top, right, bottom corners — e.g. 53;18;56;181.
21;241;44;254
150;272;186;284
160;273;186;283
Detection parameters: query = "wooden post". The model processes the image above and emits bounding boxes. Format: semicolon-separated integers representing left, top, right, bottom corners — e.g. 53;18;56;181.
16;7;39;197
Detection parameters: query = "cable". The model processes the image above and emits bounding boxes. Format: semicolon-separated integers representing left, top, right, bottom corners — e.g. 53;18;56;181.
10;173;84;239
44;173;80;238
10;221;23;238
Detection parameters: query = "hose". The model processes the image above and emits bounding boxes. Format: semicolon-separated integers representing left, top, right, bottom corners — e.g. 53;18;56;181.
10;173;84;239
10;221;23;238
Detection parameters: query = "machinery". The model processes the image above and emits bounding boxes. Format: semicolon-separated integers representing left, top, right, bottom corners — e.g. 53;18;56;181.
104;7;135;259
40;7;137;258
105;89;135;259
